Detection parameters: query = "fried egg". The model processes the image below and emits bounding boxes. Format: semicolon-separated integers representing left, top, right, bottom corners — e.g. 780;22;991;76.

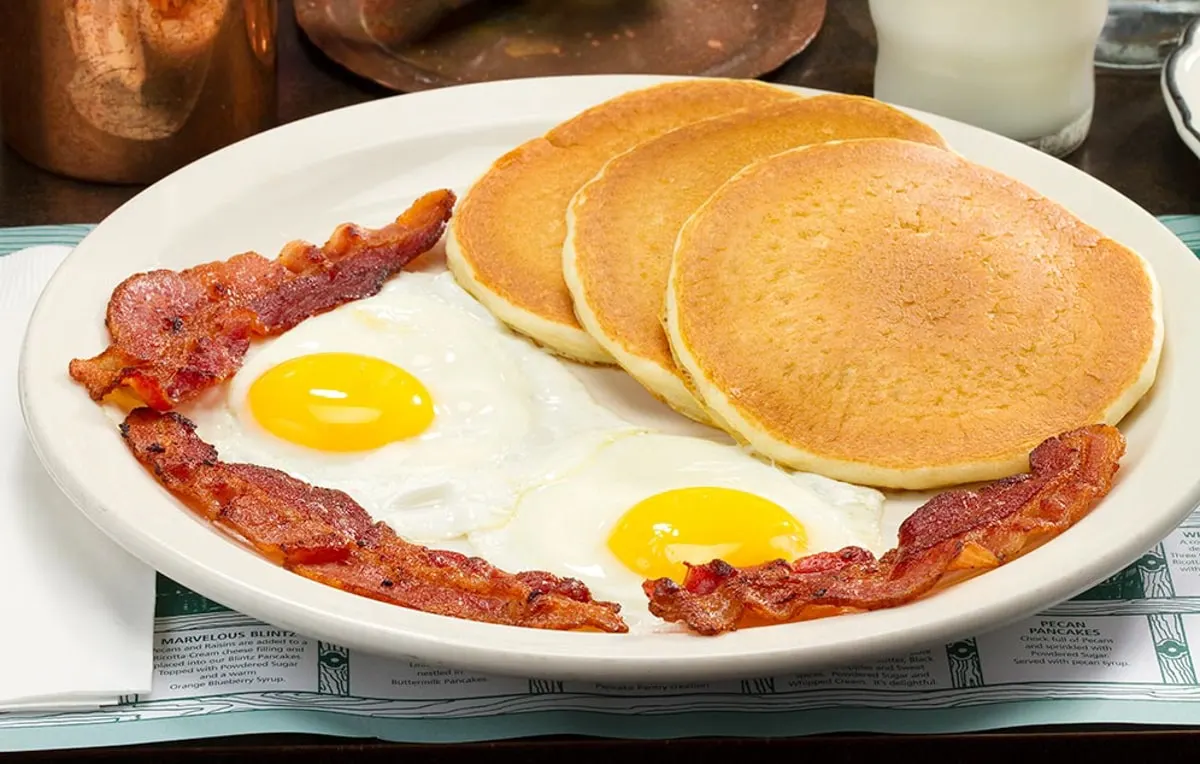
467;432;887;631
181;270;642;542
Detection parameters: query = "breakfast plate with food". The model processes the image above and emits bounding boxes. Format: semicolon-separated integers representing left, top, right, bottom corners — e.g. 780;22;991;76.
18;74;1200;682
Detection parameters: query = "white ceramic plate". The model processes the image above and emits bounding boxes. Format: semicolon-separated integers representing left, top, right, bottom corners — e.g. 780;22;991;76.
1164;16;1200;159
19;75;1200;682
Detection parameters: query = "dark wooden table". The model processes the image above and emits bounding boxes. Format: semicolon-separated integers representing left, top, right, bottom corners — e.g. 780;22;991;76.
2;0;1198;223
6;1;1200;760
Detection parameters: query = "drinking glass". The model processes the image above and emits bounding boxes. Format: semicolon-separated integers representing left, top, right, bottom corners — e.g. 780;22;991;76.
1096;0;1200;70
869;0;1108;158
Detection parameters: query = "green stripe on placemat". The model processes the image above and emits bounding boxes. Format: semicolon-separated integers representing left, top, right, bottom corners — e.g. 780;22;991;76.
0;224;95;254
1161;215;1200;250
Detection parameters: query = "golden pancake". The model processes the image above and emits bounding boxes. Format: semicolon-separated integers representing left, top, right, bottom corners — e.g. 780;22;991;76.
666;138;1163;490
445;78;798;364
564;95;947;425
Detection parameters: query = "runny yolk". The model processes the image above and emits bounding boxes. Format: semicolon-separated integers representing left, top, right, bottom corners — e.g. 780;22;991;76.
606;486;807;583
247;352;434;452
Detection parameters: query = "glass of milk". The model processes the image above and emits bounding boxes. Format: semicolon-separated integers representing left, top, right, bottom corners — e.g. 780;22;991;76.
869;0;1109;157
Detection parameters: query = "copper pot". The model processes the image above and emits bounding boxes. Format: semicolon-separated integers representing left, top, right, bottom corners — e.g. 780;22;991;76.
0;0;278;185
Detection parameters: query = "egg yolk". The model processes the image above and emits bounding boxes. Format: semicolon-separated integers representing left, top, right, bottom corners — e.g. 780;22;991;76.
247;352;434;452
606;486;807;583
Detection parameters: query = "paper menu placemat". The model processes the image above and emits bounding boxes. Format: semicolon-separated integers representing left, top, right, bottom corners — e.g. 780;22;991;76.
3;217;1200;752
7;518;1200;753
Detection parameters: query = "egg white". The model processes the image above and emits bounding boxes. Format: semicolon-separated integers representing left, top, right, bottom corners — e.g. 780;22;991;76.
175;268;890;632
466;431;887;632
180;270;643;542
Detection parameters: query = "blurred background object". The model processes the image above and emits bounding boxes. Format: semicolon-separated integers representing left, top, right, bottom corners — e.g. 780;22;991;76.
2;0;1197;229
869;0;1107;158
1097;0;1200;70
0;0;278;185
293;0;827;93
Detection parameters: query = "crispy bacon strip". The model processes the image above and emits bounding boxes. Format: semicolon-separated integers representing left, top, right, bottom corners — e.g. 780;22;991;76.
120;408;627;633
69;189;456;411
644;424;1126;635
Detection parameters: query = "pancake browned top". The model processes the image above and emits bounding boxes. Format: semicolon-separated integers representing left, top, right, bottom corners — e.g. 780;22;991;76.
565;95;946;416
667;138;1162;489
448;78;798;363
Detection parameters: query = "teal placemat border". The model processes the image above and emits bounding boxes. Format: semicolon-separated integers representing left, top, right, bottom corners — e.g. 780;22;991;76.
0;224;95;254
1160;215;1200;249
1;217;1198;751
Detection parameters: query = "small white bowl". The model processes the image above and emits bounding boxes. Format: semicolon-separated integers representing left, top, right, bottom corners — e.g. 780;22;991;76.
1163;16;1200;159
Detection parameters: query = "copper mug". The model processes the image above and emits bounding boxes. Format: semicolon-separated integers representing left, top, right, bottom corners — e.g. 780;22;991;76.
0;0;278;185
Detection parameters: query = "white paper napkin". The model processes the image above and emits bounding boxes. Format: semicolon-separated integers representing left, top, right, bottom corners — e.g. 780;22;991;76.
0;245;155;711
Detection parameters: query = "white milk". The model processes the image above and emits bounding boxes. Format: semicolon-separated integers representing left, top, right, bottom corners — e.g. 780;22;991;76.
869;0;1109;156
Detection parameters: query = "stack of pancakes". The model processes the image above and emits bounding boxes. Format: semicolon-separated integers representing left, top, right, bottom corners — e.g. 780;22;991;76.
448;79;1164;491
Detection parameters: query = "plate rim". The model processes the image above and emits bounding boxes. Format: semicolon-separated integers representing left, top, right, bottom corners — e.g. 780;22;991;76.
18;73;1200;682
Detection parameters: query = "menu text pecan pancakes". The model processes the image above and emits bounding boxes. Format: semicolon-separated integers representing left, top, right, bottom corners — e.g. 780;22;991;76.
120;407;628;633
643;424;1125;635
69;189;456;410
